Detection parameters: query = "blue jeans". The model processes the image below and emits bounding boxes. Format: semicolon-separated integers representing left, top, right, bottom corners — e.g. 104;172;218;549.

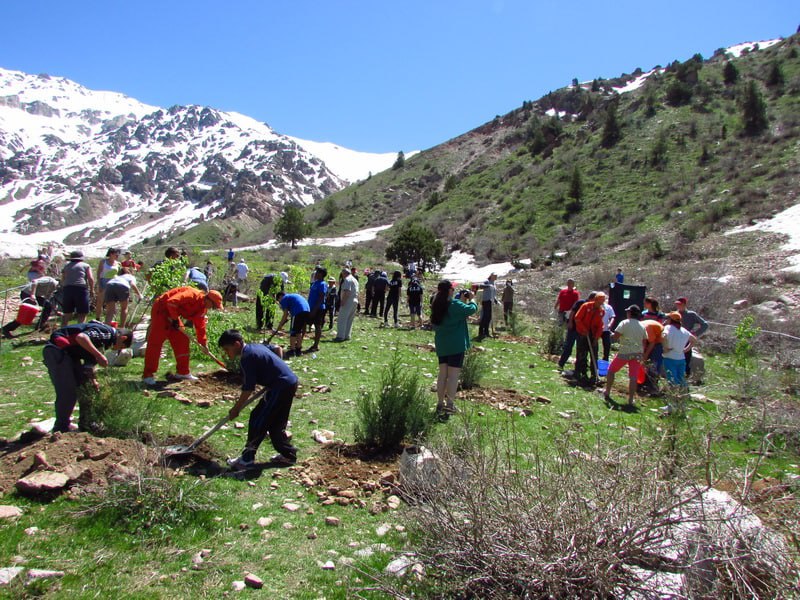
663;357;686;386
558;328;578;368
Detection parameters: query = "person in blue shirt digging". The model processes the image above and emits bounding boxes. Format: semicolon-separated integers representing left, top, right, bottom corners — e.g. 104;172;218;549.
270;291;311;357
218;329;298;470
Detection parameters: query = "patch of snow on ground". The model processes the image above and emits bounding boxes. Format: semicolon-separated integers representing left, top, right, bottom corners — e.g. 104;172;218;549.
614;69;663;94
438;250;515;284
544;108;572;119
725;39;781;58
224;224;394;253
726;203;800;272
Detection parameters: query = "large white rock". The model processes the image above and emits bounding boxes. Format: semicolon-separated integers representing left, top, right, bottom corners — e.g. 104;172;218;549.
0;567;23;586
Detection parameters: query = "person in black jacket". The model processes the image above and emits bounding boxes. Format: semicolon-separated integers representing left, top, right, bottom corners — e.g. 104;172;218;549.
256;273;277;330
371;271;389;318
383;270;403;327
362;269;375;315
325;277;339;329
43;322;132;432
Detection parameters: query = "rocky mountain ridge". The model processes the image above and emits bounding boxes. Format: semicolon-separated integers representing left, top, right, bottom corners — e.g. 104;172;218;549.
0;68;396;256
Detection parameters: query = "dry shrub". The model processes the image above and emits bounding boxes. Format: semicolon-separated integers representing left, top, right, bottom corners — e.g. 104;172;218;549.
390;418;797;599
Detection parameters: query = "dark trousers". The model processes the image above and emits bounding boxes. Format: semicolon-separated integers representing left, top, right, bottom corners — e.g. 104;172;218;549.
371;292;385;317
601;330;612;361
43;344;89;432
575;336;598;385
383;295;399;324
326;304;337;329
363;288;373;314
503;302;513;325
2;293;52;335
558;328;578;368
243;383;298;462
255;295;274;329
479;301;492;337
684;348;693;376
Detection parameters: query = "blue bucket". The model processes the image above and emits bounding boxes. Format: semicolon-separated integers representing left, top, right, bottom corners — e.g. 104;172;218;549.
597;359;609;377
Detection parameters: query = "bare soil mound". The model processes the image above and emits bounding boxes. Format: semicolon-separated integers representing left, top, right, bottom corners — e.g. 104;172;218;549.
0;431;156;496
461;386;551;411
293;443;401;510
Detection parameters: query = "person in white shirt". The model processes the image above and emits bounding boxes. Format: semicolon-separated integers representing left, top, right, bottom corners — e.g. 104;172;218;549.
604;304;647;410
662;311;696;387
334;267;359;342
103;268;143;327
600;301;616;361
235;259;249;290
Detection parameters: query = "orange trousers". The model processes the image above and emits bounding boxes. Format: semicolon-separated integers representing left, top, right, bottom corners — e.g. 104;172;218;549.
143;306;191;378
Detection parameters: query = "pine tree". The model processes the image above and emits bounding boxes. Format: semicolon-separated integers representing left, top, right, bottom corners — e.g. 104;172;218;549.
569;165;583;201
766;61;785;89
392;151;405;170
385;222;444;273
274;204;311;249
740;81;768;136
723;61;739;85
601;100;621;148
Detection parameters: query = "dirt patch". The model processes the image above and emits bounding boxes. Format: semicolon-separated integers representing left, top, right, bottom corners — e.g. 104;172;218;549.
0;431;157;496
292;443;401;510
460;386;551;412
144;370;242;407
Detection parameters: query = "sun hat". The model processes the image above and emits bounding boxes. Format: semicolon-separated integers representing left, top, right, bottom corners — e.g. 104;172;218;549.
206;290;223;309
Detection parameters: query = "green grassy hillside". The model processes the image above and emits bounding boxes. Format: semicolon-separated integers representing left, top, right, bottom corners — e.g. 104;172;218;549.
306;35;800;267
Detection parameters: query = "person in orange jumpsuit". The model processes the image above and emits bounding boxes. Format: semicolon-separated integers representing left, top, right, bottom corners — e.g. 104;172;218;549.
142;287;223;385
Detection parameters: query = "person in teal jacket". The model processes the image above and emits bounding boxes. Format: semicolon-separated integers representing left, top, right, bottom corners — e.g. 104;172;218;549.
430;280;478;420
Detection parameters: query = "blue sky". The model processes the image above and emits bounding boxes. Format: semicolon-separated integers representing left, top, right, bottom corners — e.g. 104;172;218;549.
2;1;796;153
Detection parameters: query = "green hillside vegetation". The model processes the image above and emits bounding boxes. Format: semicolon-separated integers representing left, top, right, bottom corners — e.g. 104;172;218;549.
306;36;800;266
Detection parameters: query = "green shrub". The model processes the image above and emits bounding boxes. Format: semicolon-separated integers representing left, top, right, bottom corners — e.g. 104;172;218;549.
81;375;160;438
542;321;566;356
353;350;434;451
459;348;488;390
76;465;215;540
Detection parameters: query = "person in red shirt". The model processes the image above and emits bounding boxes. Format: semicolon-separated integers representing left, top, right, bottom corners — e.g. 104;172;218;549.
120;251;139;272
142;287;223;385
554;279;580;325
571;291;605;387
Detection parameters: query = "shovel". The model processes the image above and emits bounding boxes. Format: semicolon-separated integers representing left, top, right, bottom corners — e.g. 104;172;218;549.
176;327;228;369
162;388;265;457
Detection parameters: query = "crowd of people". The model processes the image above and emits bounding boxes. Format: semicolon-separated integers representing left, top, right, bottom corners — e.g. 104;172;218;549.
4;245;711;467
554;276;708;413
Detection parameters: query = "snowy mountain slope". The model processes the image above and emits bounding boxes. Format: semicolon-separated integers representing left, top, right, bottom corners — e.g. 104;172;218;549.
0;67;399;256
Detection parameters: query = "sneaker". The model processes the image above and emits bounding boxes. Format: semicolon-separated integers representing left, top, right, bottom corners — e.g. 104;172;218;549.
174;373;199;382
269;454;296;466
141;376;157;386
1;330;16;339
227;456;255;471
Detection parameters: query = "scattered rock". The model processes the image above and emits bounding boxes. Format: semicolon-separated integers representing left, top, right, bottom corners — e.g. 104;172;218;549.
244;573;263;589
324;516;340;527
338;490;357;499
157;390;178;398
385;555;417;576
234;422;245;429
0;567;23;586
24;527;39;536
256;517;274;528
27;569;64;581
321;560;335;570
0;506;23;519
386;495;401;510
376;524;391;537
732;299;749;309
231;580;246;591
311;429;335;445
176;395;193;405
282;503;300;512
535;396;552;404
557;412;572;419
15;471;69;496
29;418;56;436
312;385;331;393
195;399;213;408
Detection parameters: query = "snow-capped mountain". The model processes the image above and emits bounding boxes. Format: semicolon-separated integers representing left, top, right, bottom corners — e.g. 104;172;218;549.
0;67;398;256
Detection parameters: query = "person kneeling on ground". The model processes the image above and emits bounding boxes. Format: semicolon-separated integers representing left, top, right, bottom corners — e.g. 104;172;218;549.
603;304;647;411
44;322;132;432
218;329;298;470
